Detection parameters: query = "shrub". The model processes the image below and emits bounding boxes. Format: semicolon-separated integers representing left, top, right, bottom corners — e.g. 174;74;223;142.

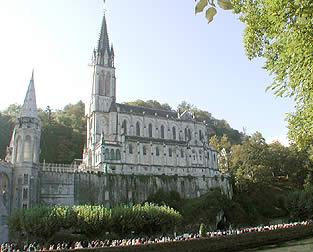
286;188;313;221
9;203;182;243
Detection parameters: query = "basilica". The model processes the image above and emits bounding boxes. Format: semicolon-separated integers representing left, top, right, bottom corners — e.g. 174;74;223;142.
82;13;223;183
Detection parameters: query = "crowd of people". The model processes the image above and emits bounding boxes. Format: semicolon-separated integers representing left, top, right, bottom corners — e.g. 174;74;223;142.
0;220;311;251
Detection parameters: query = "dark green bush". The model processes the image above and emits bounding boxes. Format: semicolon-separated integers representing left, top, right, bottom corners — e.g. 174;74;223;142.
9;203;182;242
286;188;313;221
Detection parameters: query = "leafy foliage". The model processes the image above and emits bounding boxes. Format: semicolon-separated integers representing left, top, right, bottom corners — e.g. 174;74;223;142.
210;131;313;223
147;189;237;230
231;133;312;191
9;204;182;243
195;0;313;156
177;101;244;144
123;99;172;111
195;0;233;23
286;187;313;221
0;113;13;159
147;190;183;212
230;0;313;150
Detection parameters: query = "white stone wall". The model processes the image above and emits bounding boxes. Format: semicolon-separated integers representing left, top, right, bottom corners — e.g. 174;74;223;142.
85;108;222;182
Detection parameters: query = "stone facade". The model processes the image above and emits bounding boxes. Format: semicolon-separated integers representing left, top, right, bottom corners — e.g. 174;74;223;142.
81;13;228;196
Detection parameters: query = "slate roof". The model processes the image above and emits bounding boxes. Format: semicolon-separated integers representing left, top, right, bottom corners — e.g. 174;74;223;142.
114;103;179;120
20;70;38;119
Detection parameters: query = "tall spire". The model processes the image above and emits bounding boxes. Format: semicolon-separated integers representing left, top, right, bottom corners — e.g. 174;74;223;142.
97;13;110;53
94;2;114;67
20;70;38;118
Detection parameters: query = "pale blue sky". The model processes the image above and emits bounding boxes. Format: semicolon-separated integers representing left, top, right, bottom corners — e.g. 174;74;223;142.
0;0;294;144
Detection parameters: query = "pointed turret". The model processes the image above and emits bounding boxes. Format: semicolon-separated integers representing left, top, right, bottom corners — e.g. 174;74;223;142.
110;44;115;67
110;44;114;56
20;70;38;118
9;70;41;210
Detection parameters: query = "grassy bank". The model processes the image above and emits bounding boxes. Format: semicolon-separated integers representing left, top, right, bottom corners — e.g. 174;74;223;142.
60;224;313;252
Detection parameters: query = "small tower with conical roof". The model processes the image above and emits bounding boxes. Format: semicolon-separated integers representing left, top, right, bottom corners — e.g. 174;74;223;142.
9;70;41;210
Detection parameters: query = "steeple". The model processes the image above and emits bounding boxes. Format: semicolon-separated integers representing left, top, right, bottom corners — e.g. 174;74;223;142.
97;13;110;54
20;70;38;118
95;9;114;67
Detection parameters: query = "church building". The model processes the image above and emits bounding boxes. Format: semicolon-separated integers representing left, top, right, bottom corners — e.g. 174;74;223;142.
82;13;224;186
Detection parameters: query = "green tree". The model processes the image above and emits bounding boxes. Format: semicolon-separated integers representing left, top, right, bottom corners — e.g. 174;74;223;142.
196;0;313;150
0;113;12;159
124;99;172;111
231;0;313;149
230;132;272;191
2;104;21;121
0;105;21;159
177;101;243;144
210;134;232;172
40;101;86;163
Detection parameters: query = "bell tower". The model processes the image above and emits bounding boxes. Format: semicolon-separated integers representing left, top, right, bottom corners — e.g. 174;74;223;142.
84;5;116;168
89;11;116;114
8;71;41;209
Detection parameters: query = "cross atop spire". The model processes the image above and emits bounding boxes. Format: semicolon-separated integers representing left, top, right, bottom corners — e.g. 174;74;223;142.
20;70;38;118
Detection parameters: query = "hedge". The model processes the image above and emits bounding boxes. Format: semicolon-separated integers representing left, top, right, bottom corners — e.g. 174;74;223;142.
9;203;182;242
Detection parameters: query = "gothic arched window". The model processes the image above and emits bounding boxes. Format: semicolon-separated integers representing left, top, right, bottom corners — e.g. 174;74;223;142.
169;148;172;157
15;136;22;163
88;150;92;165
110;149;115;160
104;149;110;160
129;144;133;154
105;72;111;96
188;129;192;140
98;71;105;95
148;123;153;138
199;130;203;141
122;120;127;135
23;135;32;162
23;188;28;200
116;149;121;160
33;137;38;163
156;146;160;156
161;125;165;139
172;127;176;140
180;149;184;158
143;145;147;155
185;128;188;141
136;122;140;136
